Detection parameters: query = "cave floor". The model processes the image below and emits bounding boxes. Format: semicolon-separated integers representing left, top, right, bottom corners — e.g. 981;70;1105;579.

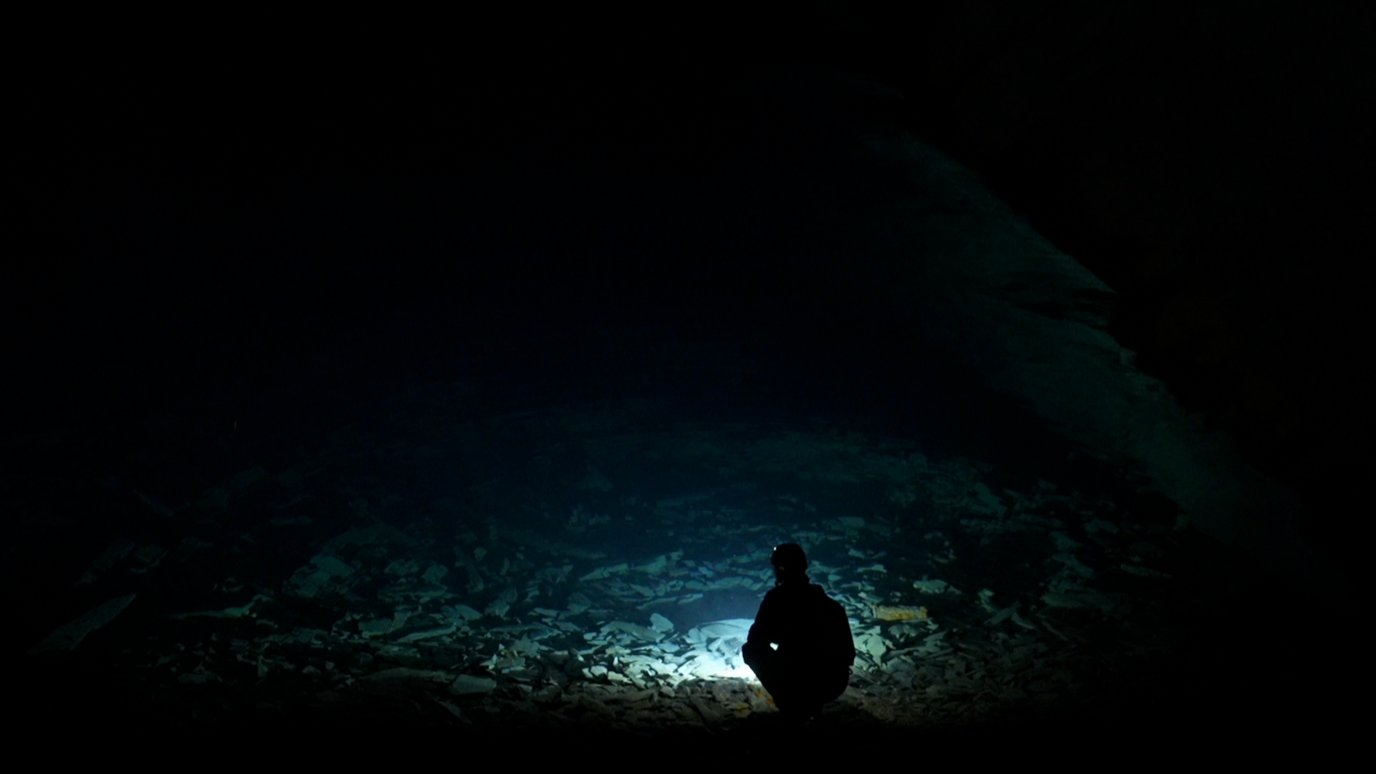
7;326;1348;760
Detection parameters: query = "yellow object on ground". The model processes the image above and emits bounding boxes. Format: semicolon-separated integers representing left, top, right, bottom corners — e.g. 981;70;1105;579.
870;604;928;621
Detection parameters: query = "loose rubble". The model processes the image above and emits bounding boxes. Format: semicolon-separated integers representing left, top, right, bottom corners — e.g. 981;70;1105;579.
28;408;1208;735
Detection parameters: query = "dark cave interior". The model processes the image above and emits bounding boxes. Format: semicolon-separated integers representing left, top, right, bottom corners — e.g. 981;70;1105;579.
6;2;1369;759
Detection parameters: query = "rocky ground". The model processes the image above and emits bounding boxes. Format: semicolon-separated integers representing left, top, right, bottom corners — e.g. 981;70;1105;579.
8;339;1339;760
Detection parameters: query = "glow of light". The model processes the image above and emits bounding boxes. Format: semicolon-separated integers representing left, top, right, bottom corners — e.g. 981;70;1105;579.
678;618;756;680
710;661;755;680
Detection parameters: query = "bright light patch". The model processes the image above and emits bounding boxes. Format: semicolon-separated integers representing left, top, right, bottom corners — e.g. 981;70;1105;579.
678;650;755;680
680;618;755;679
575;617;760;685
705;660;755;680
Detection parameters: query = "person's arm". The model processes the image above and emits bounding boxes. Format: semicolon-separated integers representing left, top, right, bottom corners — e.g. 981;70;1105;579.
747;590;779;647
834;599;855;666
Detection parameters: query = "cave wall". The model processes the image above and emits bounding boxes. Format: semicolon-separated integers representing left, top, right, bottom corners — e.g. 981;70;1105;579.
812;0;1374;565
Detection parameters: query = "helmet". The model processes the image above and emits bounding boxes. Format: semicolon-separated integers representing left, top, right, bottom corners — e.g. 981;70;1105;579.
770;543;808;574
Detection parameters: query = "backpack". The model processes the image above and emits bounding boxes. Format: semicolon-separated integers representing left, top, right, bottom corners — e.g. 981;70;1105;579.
811;585;856;668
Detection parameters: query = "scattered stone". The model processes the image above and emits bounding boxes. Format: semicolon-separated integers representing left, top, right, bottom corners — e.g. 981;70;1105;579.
580;563;630;582
355;667;454;697
871;604;928;621
1120;563;1171;578
289;555;355;598
1084;518;1118;534
75;537;137;585
168;594;270;620
28;593;137;654
450;674;498;695
448;604;482;621
912;578;952;594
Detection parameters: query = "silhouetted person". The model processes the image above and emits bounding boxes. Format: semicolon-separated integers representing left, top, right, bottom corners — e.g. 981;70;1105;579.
742;543;854;721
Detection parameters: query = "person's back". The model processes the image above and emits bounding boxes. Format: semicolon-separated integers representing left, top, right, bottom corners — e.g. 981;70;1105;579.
749;580;852;666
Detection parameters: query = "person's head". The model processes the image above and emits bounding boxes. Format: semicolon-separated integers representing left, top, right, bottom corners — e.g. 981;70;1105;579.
770;542;808;585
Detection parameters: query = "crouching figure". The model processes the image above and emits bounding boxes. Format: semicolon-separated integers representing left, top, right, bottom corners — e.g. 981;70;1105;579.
742;542;854;721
